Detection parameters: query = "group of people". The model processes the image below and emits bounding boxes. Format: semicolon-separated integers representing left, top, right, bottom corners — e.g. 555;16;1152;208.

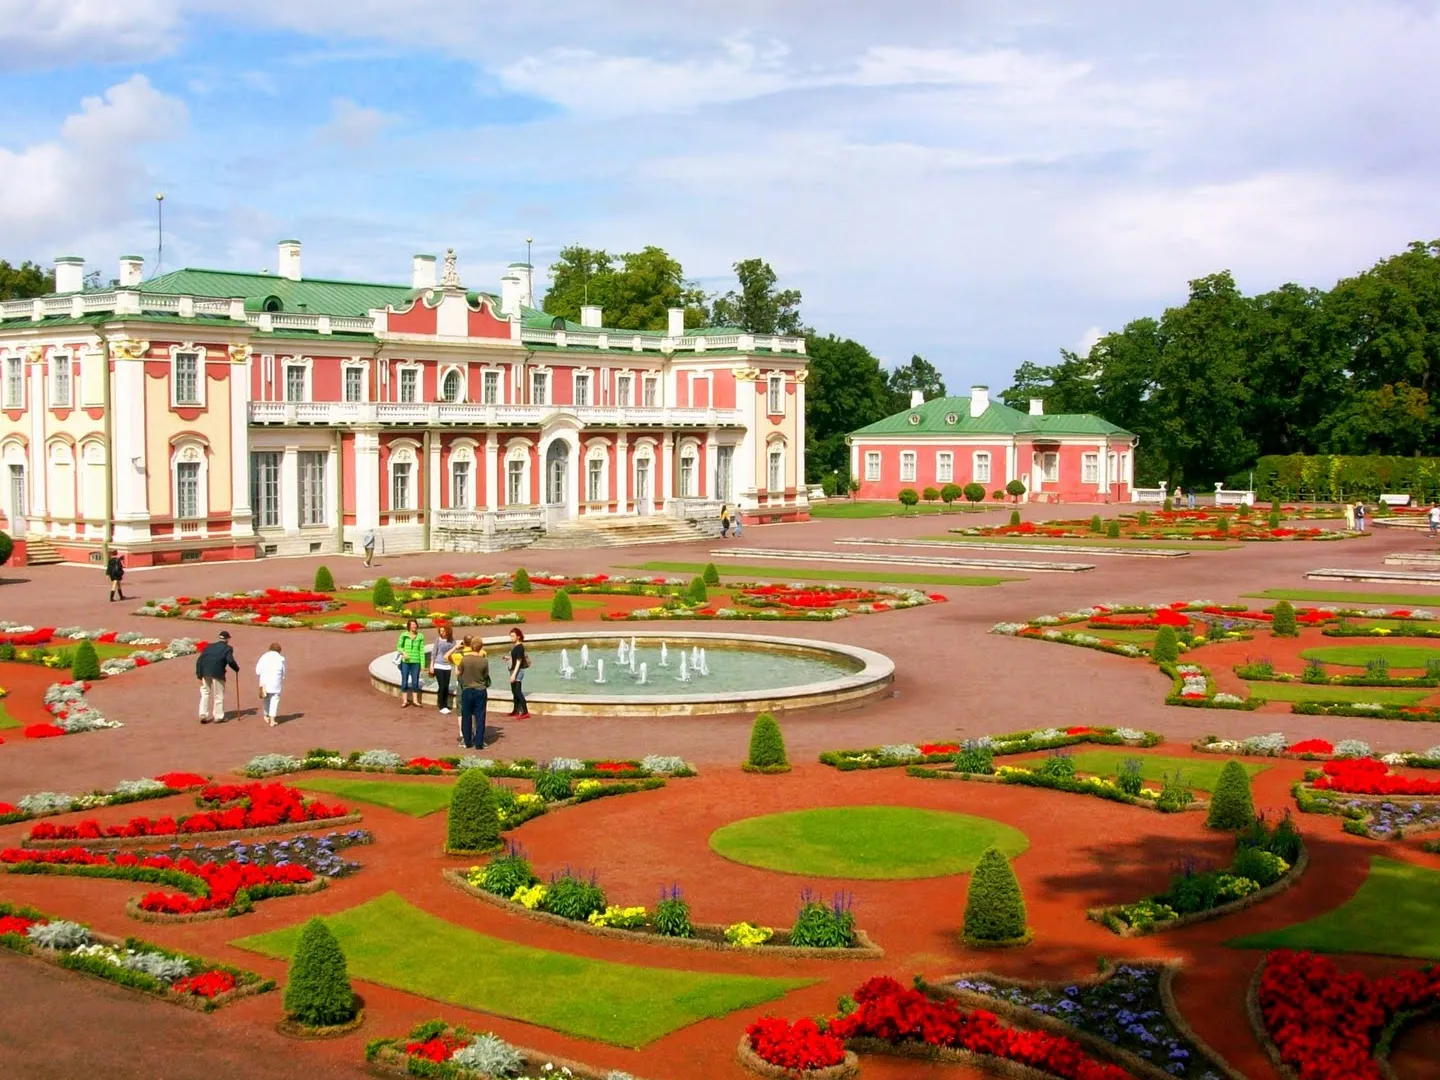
1343;503;1370;531
719;504;743;538
394;622;530;749
194;631;288;726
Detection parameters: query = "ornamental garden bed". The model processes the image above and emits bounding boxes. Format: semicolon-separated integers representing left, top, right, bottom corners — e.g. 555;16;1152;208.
907;759;1209;813
1293;762;1440;840
1192;733;1440;767
818;726;1161;771
445;866;883;959
935;962;1243;1080
368;1020;657;1080
0;900;273;1010
239;746;695;780
0;772;210;825
951;506;1355;543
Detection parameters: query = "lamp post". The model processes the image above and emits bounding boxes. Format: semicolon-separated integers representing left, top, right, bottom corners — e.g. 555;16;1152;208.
155;193;165;274
525;237;533;306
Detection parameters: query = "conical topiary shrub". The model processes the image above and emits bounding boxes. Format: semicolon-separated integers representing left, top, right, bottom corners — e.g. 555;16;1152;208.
702;562;721;586
550;588;574;621
1090;514;1103;533
743;712;790;773
1009;510;1021;526
963;847;1029;946
1271;600;1298;637
513;568;532;594
313;565;335;592
1205;760;1256;831
1106;519;1121;539
1151;625;1179;665
687;577;709;604
282;918;358;1029
70;640;101;681
446;768;503;854
1268;508;1281;530
371;577;394;610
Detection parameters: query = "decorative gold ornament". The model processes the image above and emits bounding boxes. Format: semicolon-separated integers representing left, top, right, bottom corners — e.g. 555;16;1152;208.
228;343;253;363
108;339;150;360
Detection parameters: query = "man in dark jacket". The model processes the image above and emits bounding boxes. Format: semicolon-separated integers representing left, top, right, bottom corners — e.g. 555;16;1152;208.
196;630;239;724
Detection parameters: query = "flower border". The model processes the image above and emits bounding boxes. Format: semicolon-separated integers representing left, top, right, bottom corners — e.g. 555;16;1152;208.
905;766;1208;814
19;812;364;850
736;1035;860;1080
366;1022;657;1080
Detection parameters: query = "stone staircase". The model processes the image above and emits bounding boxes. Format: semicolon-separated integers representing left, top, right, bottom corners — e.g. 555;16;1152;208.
529;516;715;550
20;535;63;566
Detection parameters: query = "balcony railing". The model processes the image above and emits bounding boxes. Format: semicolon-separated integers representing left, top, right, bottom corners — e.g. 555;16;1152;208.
432;508;544;533
250;402;745;428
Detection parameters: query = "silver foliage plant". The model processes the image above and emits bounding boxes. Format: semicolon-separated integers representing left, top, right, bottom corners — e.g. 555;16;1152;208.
121;949;192;982
450;1033;525;1076
245;753;304;775
113;778;169;797
26;920;90;950
1335;739;1372;758
357;749;404;768
17;792;74;815
639;755;688;774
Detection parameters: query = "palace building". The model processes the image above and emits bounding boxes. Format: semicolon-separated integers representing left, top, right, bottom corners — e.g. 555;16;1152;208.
846;388;1137;503
0;243;809;566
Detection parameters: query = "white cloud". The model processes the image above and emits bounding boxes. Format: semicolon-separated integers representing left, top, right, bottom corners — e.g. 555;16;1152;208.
1075;327;1103;356
0;75;188;253
0;0;185;68
314;98;400;147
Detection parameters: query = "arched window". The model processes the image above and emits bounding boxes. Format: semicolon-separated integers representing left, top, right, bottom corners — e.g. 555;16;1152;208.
767;438;785;493
441;368;464;403
678;441;699;498
450;442;476;509
388;442;418;511
170;440;208;521
505;442;532;506
585;443;608;504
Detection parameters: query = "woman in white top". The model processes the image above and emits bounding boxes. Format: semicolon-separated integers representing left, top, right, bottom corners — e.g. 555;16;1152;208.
255;643;287;727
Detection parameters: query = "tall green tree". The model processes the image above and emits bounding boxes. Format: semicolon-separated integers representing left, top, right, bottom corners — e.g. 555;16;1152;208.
710;258;802;335
0;260;53;300
886;354;947;411
803;333;890;483
1243;284;1349;457
540;244;708;330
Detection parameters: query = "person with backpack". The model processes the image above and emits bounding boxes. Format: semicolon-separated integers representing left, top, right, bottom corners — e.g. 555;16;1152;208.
195;630;239;724
507;627;530;720
105;552;126;602
453;636;492;749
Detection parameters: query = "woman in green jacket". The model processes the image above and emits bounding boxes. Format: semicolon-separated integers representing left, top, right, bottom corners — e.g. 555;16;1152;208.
395;619;426;708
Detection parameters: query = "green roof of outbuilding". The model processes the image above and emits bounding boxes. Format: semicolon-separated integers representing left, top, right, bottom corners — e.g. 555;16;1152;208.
850;395;1134;438
136;268;419;316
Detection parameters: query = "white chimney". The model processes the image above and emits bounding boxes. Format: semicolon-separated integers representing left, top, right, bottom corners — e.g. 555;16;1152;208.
412;254;436;289
500;272;522;317
667;307;685;337
54;256;85;294
506;262;533;308
1029;398;1044;416
580;305;602;329
277;240;302;281
909;389;924;408
118;255;144;288
969;385;990;418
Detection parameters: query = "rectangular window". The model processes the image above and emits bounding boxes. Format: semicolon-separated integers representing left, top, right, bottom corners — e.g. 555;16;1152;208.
679;454;695;497
506;460;525;505
715;445;733;500
900;451;917;483
1082;453;1099;484
1041;452;1059;482
399;368;418;404
587;458;603;502
767;375;783;415
173;352;200;405
616;375;632;407
283;365;306;403
176;461;200;519
574;373;591;407
642;376;658;407
937;452;954;483
531;371;548;405
482;370;500;405
344;367;363;403
298;451;327;527
865;451;881;482
391;462;412;510
452;461;470;508
4;356;21;408
50;354;71;407
973;452;991;484
250;452;280;529
768;449;783;492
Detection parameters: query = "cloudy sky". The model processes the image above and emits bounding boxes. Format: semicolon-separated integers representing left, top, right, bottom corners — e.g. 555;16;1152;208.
2;1;1436;391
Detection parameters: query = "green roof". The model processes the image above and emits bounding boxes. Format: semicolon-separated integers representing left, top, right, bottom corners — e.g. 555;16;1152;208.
851;395;1134;438
136;268;418;317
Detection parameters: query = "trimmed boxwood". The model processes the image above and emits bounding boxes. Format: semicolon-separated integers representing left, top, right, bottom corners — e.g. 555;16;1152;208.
744;712;790;773
702;562;721;586
687;576;709;604
313;565;335;592
549;589;574;621
446;769;503;854
282;918;357;1028
371;577;394;609
1271;600;1298;637
963;847;1029;946
1151;625;1179;665
512;568;532;594
70;640;101;681
1205;760;1256;831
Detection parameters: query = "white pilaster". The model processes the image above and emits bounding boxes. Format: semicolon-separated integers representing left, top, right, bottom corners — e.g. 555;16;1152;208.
704;431;717;499
735;373;758;510
661;433;674;509
229;355;253;538
110;354;149;543
849;440;858;480
793;377;807;498
27;357;46;521
1005;443;1017;484
280;446;300;533
427;435;442;518
355;430;380;529
615;432;628;513
484;432;498;512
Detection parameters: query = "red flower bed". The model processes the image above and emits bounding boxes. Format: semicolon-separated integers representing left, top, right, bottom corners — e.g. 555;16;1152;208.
741;584;881;610
532;573;609;587
1257;950;1439;1080
747;1016;847;1071
26;783;348;841
0;802;14;814
404;1034;471;1062
827;977;1129;1080
405;757;453;771
920;743;959;755
1312;758;1440;797
1065;727;1094;736
172;970;237;998
401;574;496;591
0;628;56;647
199;589;336;619
0;846;315;914
153;772;210;790
23;724;66;739
594;761;636;773
1287;739;1334;755
0;913;41;936
1089;607;1190;630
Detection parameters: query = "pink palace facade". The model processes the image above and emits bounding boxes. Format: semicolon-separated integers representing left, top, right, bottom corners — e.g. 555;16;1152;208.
0;244;809;566
847;388;1138;504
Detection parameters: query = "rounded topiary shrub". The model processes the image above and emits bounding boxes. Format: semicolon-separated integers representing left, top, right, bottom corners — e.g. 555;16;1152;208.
1268;508;1282;530
1205;760;1256;831
1106;519;1121;539
1272;600;1298;637
1090;514;1103;533
446;769;503;854
550;589;573;621
963;847;1029;946
922;486;940;504
1163;497;1174;512
1009;510;1021;526
687;576;708;604
0;530;12;567
371;577;394;610
702;562;720;586
898;488;919;508
941;483;961;505
70;640;101;681
744;712;790;773
1006;479;1026;501
283;918;357;1029
512;568;532;594
1152;625;1179;665
313;565;335;592
963;482;986;504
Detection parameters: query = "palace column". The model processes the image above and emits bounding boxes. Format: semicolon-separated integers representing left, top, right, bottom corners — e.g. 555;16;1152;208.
228;345;254;539
661;433;674;511
704;430;717;499
354;429;380;530
615;432;629;514
485;432;498;511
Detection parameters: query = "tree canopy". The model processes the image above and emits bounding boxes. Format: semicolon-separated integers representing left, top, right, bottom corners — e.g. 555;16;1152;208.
710;258;803;335
541;244;710;331
804;333;891;481
886;354;947;412
0;260;53;300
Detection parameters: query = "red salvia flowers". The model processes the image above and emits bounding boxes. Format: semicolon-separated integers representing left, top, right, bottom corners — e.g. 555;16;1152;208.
26;783;347;841
405;1034;471;1062
1313;758;1440;797
747;1016;847;1070
172;970;237;998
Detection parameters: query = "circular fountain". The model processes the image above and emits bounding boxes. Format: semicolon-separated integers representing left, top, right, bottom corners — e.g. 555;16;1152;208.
368;630;893;717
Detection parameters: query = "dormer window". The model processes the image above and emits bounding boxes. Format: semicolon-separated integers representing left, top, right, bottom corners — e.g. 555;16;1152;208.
908;414;920;425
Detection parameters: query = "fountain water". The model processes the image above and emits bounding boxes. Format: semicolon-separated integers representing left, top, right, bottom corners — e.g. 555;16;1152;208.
629;648;638;675
559;648;575;680
677;654;690;682
690;646;701;670
697;648;709;676
580;644;591;668
617;640;629;664
637;662;648;685
659;642;669;667
595;658;606;684
629;636;638;662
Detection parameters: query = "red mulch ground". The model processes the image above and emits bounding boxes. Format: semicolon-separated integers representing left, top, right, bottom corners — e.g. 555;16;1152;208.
0;661;80;736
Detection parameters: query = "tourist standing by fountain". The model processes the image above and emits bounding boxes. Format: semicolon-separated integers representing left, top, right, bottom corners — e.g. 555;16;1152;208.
508;627;530;720
454;636;491;749
395;619;425;708
430;623;456;715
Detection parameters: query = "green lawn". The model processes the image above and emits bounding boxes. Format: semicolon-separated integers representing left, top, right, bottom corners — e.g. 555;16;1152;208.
296;777;455;817
929;534;1239;551
1090;628;1159;644
1247;588;1440;607
809;502;992;519
1229;857;1440;960
474;596;605;613
232;893;809;1046
1299;643;1440;669
0;699;17;730
627;561;1016;588
1058;751;1267;793
1243;682;1431;705
709;806;1028;879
